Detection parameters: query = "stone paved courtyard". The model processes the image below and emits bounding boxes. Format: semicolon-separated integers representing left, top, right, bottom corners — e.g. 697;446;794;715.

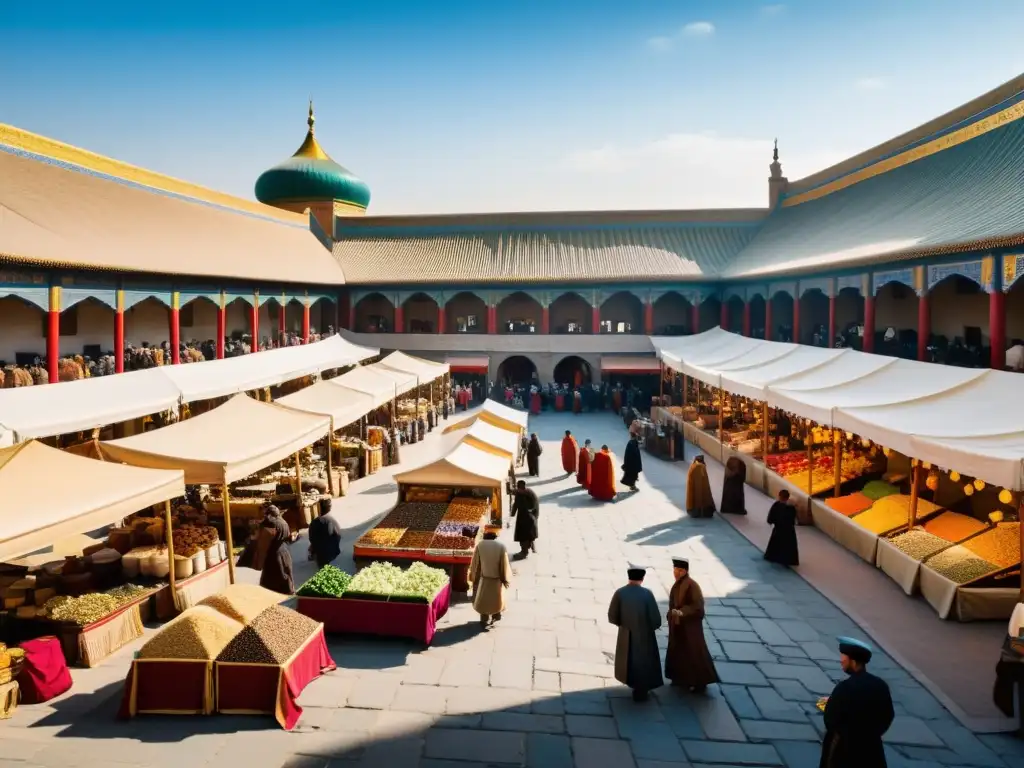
2;412;1023;768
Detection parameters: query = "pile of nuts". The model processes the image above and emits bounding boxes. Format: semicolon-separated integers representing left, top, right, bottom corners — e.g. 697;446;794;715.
217;605;320;664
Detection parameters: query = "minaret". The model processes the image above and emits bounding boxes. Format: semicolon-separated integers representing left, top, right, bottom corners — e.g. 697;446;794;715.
768;138;789;208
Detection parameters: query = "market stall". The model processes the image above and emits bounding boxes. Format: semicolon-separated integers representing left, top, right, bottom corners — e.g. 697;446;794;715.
443;398;528;435
296;562;451;646
0;440;185;666
461;419;519;464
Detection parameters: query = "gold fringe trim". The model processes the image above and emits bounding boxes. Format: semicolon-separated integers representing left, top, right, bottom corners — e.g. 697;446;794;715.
79;605;144;668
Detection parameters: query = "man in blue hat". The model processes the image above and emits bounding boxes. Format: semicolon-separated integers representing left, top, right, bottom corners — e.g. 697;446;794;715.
819;636;894;768
607;564;663;702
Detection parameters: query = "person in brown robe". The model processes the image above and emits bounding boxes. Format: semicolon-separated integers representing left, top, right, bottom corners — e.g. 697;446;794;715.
665;557;718;692
257;505;295;595
720;456;747;515
685;455;716;518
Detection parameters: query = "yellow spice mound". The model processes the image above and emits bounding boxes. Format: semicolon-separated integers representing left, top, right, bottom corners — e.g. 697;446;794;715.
138;606;243;660
199;584;283;625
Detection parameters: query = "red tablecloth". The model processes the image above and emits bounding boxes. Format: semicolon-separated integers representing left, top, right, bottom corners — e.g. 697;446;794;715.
297;582;451;646
118;659;213;717
17;636;72;704
215;626;335;730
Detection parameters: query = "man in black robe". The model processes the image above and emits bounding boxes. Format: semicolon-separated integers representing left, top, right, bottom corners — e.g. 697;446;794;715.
526;433;543;477
765;490;799;566
621;435;643;492
510;480;540;559
608;564;663;702
307;497;343;568
819;637;894;768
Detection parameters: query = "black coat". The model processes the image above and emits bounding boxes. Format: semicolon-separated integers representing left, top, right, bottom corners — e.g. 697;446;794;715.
721;457;747;515
526;437;543;476
820;669;894;768
621;439;643;485
511;488;540;543
765;501;799;566
308;512;343;568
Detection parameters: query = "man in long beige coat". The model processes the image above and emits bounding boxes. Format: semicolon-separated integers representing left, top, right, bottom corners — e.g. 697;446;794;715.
469;525;511;628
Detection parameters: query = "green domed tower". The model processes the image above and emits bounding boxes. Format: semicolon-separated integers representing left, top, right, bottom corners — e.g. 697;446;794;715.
255;101;370;230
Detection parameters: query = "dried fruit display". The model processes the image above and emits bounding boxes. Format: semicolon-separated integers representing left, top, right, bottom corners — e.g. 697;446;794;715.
922;512;988;543
962;523;1020;569
217;605;321;664
924;546;999;584
428;533;474;551
139;605;243;660
380;502;448;530
355;527;406;548
443;500;489;523
887;529;950;561
172;525;219;558
395;530;434;550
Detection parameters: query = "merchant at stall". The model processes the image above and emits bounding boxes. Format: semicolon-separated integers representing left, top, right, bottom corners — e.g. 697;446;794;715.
468;524;512;628
307;498;343;568
819;637;894;768
238;504;295;596
608;563;663;702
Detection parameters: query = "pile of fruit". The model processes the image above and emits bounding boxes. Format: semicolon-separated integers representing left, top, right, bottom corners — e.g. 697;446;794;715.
296;566;353;598
171;525;219;558
345;561;448;602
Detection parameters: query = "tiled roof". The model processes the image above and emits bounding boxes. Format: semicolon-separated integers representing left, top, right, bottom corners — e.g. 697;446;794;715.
334;215;761;285
725;98;1024;279
0;147;346;284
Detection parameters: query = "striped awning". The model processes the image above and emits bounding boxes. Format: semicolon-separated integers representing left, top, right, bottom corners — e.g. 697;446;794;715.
601;356;661;374
447;356;489;373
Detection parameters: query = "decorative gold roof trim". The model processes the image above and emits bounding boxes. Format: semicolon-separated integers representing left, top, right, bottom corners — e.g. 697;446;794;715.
783;98;1024;208
0;123;305;225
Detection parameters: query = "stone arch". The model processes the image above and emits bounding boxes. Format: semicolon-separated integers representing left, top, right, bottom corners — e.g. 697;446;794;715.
178;296;219;344
699;295;721;333
748;294;767;338
0;296;45;365
310;297;337;335
769;290;794;342
874;281;919;357
496;292;542;334
553;355;593;386
835;286;863;345
125;296;171;348
549;291;591;334
600;290;643;334
928;274;987;349
403;292;439;334
798;288;829;346
652;291;690;335
445;291;487;333
495;354;538;385
354;292;395;333
725;295;745;333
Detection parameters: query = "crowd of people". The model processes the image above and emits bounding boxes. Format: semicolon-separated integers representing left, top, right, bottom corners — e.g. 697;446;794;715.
490;380;656;416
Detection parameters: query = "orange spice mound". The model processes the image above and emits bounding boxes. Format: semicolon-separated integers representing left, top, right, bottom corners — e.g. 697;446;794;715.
962;523;1020;569
826;493;873;517
922;512;988;543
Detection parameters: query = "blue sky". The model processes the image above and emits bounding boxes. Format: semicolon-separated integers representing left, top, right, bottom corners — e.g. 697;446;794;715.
1;0;1022;214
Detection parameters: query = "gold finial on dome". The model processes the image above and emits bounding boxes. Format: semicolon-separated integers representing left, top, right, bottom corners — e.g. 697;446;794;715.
293;98;330;161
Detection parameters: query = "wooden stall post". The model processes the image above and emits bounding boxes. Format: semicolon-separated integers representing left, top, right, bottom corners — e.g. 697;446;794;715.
294;451;303;496
908;461;920;531
1018;498;1024;601
222;475;237;584
761;401;769;461
717;387;725;443
682;375;688;406
163;499;177;595
326;417;336;497
833;431;842;498
806;422;814;497
659;362;664;401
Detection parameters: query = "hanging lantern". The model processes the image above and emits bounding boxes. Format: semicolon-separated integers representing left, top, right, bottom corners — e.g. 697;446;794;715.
973;479;986;491
990;511;1005;524
845;432;853;441
999;489;1013;505
950;471;960;482
922;462;932;470
925;474;939;492
964;484;975;497
861;438;871;448
882;447;891;457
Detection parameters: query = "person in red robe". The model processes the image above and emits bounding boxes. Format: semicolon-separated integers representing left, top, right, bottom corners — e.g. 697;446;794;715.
588;445;617;501
560;430;578;475
577;439;593;489
530;388;541;415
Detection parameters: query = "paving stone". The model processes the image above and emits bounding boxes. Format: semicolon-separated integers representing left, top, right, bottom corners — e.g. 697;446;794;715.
748;687;810;724
934;722;1006;766
533;670;562;692
661;704;706;739
707;616;753;632
748;618;794;646
356;737;423;767
757;601;801;620
769;678;812;703
481;712;565;734
625;722;689;762
775;621;820;643
390;683;448;714
714;630;762;643
798;641;836;661
532;696;566;715
527;733;573;768
682;740;783;765
716;662;769;686
883;716;945;747
772;740;824;767
572;736;638;768
690;693;748;742
739;719;818;742
756;663;834;694
563;695;612;716
719;685;761;720
423;729;525;765
346;677;399;709
722;642;777;662
566;714;617;738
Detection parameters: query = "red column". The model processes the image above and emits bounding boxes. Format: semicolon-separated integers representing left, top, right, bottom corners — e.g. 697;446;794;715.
277;301;286;345
917;292;930;362
250;300;259;353
47;285;60;383
742;301;751;337
719;301;728;331
764;299;773;341
169;291;180;364
487;305;497;334
828;295;837;349
114;289;125;373
592;306;601;334
644;302;654;335
302;302;311;343
437;306;446;334
690;302;700;334
394;306;404;333
990;289;1006;369
863;295;875;353
541;306;550;334
792;295;801;345
216;295;226;359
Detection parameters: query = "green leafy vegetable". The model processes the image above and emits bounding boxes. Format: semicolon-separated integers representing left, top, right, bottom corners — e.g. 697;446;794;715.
297;565;352;597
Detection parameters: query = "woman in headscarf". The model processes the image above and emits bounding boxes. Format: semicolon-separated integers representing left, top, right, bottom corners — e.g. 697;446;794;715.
685;456;716;518
258;505;295;595
720;456;747;515
526;433;543;477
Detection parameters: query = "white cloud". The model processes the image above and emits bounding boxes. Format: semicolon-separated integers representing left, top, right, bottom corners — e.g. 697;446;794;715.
646;36;674;52
855;76;888;92
682;21;715;37
761;4;786;16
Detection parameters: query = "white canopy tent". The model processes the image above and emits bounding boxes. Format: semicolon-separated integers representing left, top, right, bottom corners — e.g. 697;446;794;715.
719;346;850;402
94;394;331;485
378;351;449;381
393;441;509;489
461;419;520;460
683;341;801;388
481;399;528;430
660;333;763;377
0;440;185;562
910;433;1024;491
276;380;376;429
650;327;733;361
332;364;418;409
